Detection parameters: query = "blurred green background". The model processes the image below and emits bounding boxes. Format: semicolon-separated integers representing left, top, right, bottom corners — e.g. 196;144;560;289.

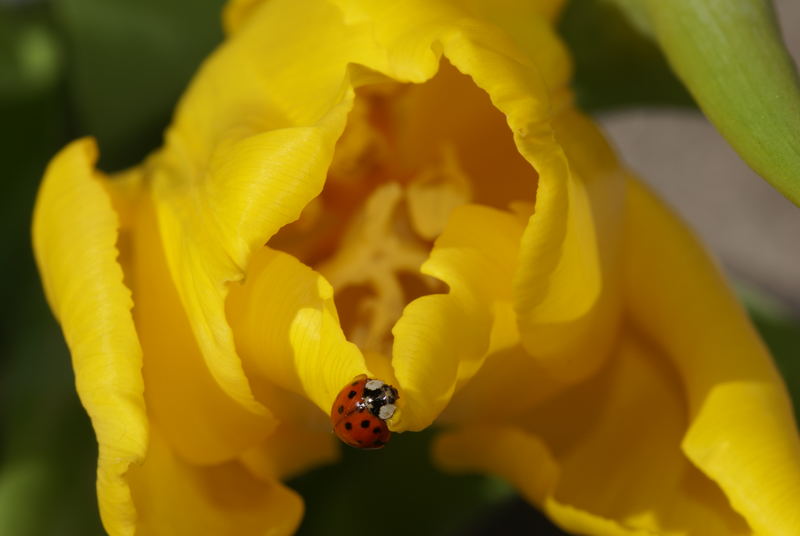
0;0;797;535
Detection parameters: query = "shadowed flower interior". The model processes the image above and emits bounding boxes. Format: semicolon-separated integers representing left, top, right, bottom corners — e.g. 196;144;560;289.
224;59;543;453
266;62;535;356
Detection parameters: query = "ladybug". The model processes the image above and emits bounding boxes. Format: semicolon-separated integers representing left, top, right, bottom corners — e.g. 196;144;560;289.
330;375;399;449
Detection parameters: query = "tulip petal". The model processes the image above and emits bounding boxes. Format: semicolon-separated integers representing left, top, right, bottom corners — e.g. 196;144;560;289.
332;0;571;91
316;0;625;427
433;425;560;507
423;205;524;303
222;0;265;35
32;138;147;536
152;123;345;419
442;118;627;423
624;178;800;535
511;110;625;383
435;334;751;535
128;197;277;465
438;310;571;426
147;0;387;422
391;205;522;431
128;428;302;536
154;0;610;434
385;59;538;211
426;16;625;383
239;423;340;481
405;144;472;241
226;246;369;414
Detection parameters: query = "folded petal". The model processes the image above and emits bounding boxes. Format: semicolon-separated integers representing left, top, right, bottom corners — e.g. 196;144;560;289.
391;205;521;430
151;124;344;420
433;425;559;508
438;306;572;426
624;178;800;535
435;333;751;535
302;0;622;428
512;110;625;383
347;0;625;383
226;246;369;414
331;0;570;92
239;423;340;482
128;428;302;536
385;60;537;211
147;0;383;420
32;138;147;536
128;196;276;465
152;0;618;436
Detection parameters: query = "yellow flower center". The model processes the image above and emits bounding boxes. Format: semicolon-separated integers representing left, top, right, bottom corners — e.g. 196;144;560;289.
270;63;535;356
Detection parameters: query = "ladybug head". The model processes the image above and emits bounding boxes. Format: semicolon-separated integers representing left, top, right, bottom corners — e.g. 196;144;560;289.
362;379;399;421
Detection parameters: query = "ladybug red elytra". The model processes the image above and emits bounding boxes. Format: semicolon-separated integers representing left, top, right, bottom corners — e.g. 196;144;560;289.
330;375;399;449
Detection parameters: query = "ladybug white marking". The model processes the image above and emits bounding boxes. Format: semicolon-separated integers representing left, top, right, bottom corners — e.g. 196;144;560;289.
365;379;385;390
378;403;396;420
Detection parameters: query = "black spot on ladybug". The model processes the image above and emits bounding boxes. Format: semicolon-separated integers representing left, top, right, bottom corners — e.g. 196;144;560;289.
331;376;399;450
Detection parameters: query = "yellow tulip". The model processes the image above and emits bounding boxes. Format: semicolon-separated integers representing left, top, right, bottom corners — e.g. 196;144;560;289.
32;0;800;534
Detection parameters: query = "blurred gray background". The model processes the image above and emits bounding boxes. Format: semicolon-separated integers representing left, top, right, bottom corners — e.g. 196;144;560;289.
599;0;800;310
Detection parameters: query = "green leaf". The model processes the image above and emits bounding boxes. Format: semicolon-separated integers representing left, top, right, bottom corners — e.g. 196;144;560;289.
622;0;800;206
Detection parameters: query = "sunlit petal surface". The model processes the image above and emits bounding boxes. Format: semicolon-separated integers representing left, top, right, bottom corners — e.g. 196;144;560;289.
33;139;147;536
